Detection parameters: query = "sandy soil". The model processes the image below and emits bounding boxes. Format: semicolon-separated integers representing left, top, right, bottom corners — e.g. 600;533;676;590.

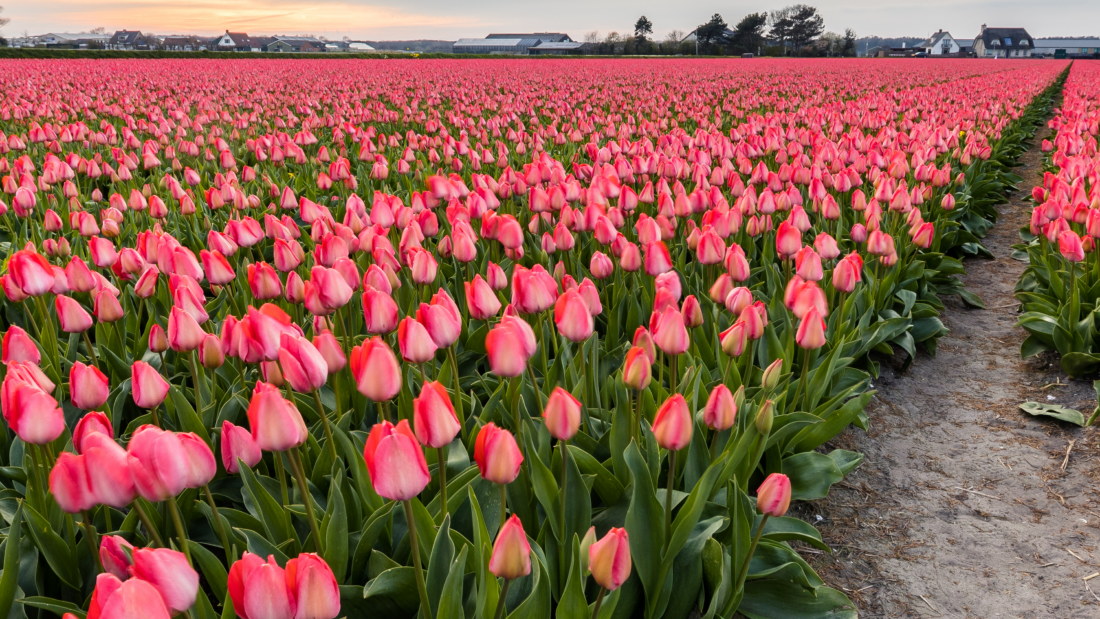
798;112;1100;617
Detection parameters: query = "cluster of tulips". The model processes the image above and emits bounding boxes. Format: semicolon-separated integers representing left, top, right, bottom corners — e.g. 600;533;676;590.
1017;62;1100;387
0;58;1067;619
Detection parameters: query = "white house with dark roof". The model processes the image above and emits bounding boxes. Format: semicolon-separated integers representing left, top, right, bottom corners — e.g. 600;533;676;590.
920;30;961;55
973;25;1035;58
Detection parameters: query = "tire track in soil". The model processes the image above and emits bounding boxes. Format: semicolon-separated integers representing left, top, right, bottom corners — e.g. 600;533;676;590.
796;102;1100;618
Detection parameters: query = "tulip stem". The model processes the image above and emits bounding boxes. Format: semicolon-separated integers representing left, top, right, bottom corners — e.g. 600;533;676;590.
312;389;339;464
633;389;641;444
287;447;324;555
590;587;608;619
437;444;449;518
664;448;678;552
82;331;100;370
203;485;235;564
791;347;810;413
449;346;466;442
149;405;161;428
28;445;48;509
734;514;770;594
403;499;434;619
274;452;290;505
168;497;193;565
493;578;511;619
132;501;165;547
376;401;388;424
558;439;568;539
499;483;507;531
526;364;543;418
511;376;523;453
709;430;721;463
577;341;589;434
81;511;103;573
189;351;203;416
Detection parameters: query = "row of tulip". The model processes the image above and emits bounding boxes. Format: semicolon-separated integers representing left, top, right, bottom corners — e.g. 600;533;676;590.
1016;62;1100;388
0;58;1067;619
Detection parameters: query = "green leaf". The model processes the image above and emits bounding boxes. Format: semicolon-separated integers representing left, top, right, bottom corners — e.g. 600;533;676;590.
236;527;289;565
665;453;727;564
167;385;212;446
22;504;80;590
350;502;394;586
1060;352;1100;378
623;442;663;613
435;546;470;619
0;501;23;619
754;516;830;553
556;536;587;619
425;514;454;619
1018;401;1086;426
322;464;349;584
190;542;229;604
362;567;419;614
739;581;856;619
238;463;293;545
509;553;550;619
18;597;85;618
781;452;843;501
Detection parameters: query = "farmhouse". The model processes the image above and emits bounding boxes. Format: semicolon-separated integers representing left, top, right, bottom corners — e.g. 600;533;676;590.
920;30;962;55
108;30;153;50
972;25;1034;58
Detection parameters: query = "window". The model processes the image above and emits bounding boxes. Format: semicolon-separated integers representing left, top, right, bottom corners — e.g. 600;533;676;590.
1004;38;1012;46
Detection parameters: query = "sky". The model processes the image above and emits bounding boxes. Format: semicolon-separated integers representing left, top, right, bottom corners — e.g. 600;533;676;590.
3;0;1099;41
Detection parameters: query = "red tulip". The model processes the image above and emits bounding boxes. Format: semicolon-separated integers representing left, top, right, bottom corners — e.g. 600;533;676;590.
588;527;631;591
247;262;283;300
652;394;692;451
832;253;862;293
485;317;533;378
622;346;652;391
82;431;136;508
775;221;801;258
1059;230;1085;263
70;361;109;411
55;295;94;333
131;361;170;409
200;250;236;285
643;241;672;276
8;249;55;296
87;573;172;619
350;337;402;402
312;329;347;374
89;237;118;268
221;420;262;474
246;382;308;452
2;326;40;364
756;472;792;517
73;410;112;453
473;423;523;484
413;381;461;448
130;547;199;614
489;515;532;580
363;419;431;501
311;265;354;310
544;387;581;441
66;256;98;292
652;306;690;356
168;306;205;352
511;264;559;314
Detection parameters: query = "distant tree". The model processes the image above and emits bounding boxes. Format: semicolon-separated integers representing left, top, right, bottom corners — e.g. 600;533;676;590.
584;31;601;45
840;28;857;56
769;5;824;53
695;13;727;53
0;5;10;32
768;7;794;52
634;16;653;42
603;31;624;54
727;12;768;54
90;26;106;34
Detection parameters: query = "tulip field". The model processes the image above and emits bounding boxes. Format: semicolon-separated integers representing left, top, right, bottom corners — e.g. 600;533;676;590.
0;57;1069;619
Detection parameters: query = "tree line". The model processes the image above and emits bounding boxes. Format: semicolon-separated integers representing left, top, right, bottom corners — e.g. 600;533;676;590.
583;5;857;57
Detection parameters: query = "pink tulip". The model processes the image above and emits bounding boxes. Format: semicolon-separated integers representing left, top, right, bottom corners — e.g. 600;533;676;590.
2;326;40;364
56;295;94;333
643;241;673;276
398;317;438;364
8;249;55;296
168;306;205;352
1;371;65;445
312;329;347;374
474;423;523;484
286;553;341;619
362;286;400;334
363;419;431;501
413;381;461;448
703;384;737;431
350;337;402;402
82;431;136;508
131;361;170;409
278;334;329;392
227;553;294;619
544;387;581;441
756;472;792;517
73;410;113;453
589;527;631;591
87;573;171;619
489;515;532;580
130;547;199;614
795;307;827;350
415;289;462;348
465;275;502;320
554;289;594;342
100;535;134;581
246;382;309;452
49;452;95;513
652;394;692;451
652;306;690;356
221;420;262;474
70;361;109;411
485;317;533;377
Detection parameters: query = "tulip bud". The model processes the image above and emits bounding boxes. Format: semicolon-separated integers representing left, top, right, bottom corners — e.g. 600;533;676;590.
579;526;597;574
199;334;225;369
489;515;532;580
412;382;461;449
756;472;792;517
73;410;113;453
285;553;341;619
755;399;774;435
588;527;631;591
703;384;737;431
86;573;172;619
131;361;170;409
70;361;110;411
246;382;308;452
473;423;523;485
350;337;402;402
622;346;652;391
652;394;692;451
49;452;95;514
760;358;783;392
130;547;200;614
99;535;134;581
149;324;168;353
220;421;262;474
363;420;430;501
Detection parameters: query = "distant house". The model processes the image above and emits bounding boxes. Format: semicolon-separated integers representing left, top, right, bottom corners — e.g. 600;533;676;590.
108;30;152;50
265;36;327;52
211;31;264;52
487;32;573;43
1031;38;1100;57
34;32;112;48
162;36;205;51
527;41;585;55
955;39;974;54
453;34;574;54
920;30;961;55
346;41;375;52
972;25;1034;58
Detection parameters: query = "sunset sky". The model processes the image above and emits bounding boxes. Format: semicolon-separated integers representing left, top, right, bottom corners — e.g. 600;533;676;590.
3;0;1098;41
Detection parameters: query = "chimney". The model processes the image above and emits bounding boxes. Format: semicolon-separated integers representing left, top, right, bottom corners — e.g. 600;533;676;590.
980;24;986;33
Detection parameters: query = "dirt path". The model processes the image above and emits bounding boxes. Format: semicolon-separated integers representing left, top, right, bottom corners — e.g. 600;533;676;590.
803;110;1100;617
